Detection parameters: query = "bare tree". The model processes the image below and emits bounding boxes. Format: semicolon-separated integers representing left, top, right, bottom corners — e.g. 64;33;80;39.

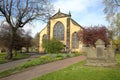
103;0;120;46
103;0;120;14
0;23;11;50
22;30;33;53
0;23;27;54
32;33;39;52
103;0;120;26
0;0;53;59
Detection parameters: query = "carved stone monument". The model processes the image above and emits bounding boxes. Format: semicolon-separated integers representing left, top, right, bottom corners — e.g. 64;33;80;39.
86;39;116;66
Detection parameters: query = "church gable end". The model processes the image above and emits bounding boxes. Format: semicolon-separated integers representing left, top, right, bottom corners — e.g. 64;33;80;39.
51;10;71;19
39;11;83;53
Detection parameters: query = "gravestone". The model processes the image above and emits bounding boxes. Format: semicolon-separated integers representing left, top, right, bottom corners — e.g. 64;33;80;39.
86;39;116;66
95;39;105;59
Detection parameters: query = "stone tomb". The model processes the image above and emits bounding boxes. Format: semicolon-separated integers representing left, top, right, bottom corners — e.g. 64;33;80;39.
86;39;116;66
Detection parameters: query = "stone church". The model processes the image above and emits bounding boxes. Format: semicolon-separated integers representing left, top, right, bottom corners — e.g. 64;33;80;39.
39;10;83;53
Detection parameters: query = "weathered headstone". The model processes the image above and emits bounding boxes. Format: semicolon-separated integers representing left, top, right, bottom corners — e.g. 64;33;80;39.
86;39;116;66
95;39;105;59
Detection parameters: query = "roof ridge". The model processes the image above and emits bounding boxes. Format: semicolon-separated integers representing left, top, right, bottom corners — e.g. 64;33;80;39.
71;19;84;29
50;11;71;19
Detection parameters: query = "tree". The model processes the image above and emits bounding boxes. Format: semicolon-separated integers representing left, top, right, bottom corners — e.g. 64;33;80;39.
103;0;120;46
0;23;25;52
103;0;120;15
12;29;24;52
32;33;39;52
103;0;120;22
0;23;34;55
78;26;109;47
22;31;33;53
0;0;53;59
42;39;64;53
0;25;9;52
0;24;10;49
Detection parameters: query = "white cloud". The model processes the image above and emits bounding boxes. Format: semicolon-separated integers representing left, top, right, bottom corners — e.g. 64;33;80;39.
53;0;108;27
53;0;101;13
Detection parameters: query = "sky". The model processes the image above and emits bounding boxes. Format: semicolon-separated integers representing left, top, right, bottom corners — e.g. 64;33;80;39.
21;0;109;37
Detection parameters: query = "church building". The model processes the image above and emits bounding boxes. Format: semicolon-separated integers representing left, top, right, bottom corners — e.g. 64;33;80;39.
39;10;83;53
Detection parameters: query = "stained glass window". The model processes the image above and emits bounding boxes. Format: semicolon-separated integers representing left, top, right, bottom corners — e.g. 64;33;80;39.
42;34;47;42
53;22;64;40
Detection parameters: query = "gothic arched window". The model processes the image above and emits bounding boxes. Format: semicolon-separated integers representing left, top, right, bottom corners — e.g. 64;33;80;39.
72;32;79;49
53;22;64;40
42;34;47;43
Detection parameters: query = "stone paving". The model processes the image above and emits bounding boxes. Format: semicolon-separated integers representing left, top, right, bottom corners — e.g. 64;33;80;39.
0;55;86;80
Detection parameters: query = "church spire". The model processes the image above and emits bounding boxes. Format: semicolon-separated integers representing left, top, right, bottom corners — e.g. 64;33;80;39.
58;8;61;13
69;11;71;17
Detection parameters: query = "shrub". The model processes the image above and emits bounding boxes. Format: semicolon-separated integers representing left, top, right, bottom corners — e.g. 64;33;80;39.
78;26;109;46
72;52;82;56
42;39;64;53
56;53;64;57
54;57;63;61
67;53;76;57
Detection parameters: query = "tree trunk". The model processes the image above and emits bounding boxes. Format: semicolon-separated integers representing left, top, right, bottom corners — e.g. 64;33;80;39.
26;47;29;53
14;50;17;56
20;48;22;53
7;28;16;60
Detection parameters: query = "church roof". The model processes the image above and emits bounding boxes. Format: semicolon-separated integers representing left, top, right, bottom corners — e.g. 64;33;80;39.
50;10;71;19
71;19;84;29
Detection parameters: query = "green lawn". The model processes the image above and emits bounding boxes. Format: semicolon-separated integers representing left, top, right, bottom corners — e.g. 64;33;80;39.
32;53;120;80
0;52;29;64
0;53;7;64
0;52;82;78
116;53;120;66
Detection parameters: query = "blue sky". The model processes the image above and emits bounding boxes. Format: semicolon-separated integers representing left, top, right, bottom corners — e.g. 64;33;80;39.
24;0;109;37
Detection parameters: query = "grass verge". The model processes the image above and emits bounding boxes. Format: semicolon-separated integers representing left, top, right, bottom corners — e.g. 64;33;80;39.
0;52;82;78
0;52;29;64
32;53;120;80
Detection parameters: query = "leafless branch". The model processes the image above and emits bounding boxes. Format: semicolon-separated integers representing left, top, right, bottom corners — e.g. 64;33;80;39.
114;0;120;6
0;0;53;29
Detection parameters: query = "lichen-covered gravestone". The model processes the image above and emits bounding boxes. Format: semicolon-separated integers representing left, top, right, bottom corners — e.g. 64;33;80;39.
86;39;116;66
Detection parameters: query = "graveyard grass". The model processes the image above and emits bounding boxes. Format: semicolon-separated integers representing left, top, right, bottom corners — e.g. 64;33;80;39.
0;52;82;78
32;53;120;80
0;52;29;64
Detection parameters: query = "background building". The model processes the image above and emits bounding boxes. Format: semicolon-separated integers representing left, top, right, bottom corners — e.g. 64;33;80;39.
39;10;83;53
